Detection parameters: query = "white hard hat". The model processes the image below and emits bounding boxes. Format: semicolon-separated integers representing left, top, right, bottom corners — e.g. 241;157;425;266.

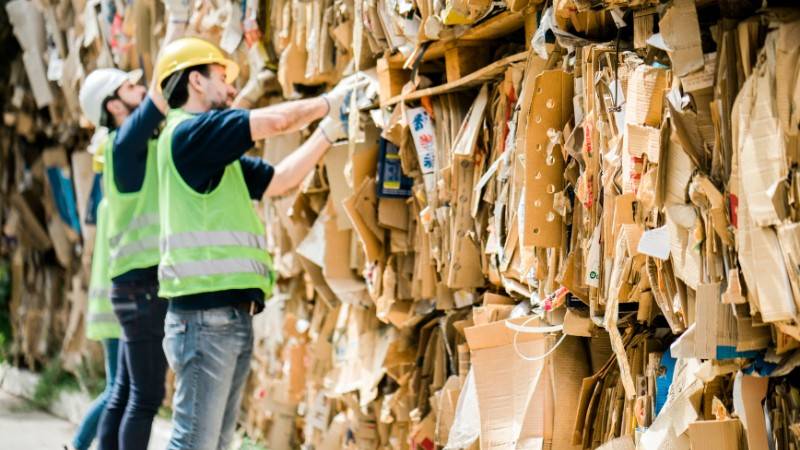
79;68;143;127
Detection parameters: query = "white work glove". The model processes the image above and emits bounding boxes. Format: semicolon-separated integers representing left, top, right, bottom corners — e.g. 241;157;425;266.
163;0;192;22
318;116;347;143
322;73;369;122
234;69;277;106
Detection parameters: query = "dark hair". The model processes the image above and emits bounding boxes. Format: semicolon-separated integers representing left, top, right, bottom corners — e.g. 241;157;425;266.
161;64;210;109
98;83;124;129
99;95;117;129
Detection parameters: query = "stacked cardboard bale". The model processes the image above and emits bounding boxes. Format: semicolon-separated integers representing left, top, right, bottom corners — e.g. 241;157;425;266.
2;0;800;449
250;1;800;449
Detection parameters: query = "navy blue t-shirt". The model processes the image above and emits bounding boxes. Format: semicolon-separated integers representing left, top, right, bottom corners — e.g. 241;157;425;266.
168;108;275;311
110;96;164;285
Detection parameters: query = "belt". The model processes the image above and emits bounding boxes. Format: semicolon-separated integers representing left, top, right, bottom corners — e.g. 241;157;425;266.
111;283;159;299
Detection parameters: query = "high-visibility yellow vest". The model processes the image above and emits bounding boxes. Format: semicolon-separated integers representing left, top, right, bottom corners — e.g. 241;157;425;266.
103;132;161;278
86;199;122;340
156;109;275;298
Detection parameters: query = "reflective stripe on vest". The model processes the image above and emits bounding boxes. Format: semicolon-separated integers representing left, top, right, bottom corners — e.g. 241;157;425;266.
104;133;161;278
159;258;270;281
108;213;159;248
88;287;110;300
157;108;274;298
161;230;268;253
110;236;160;262
87;312;118;324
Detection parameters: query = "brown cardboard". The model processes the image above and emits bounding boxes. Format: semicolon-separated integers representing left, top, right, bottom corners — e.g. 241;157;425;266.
681;53;717;93
596;436;635;450
343;177;384;262
377;56;410;104
434;375;461;446
732;373;768;450
737;226;795;323
482;292;515;306
8;3;800;450
625;65;668;128
324;142;355;230
777;223;800;309
378;198;409;231
446;157;484;289
564;308;594;337
322;208;372;305
523;69;574;248
452;84;489;157
693;283;721;360
625;123;661;163
466;316;586;450
688;419;743;450
658;0;704;77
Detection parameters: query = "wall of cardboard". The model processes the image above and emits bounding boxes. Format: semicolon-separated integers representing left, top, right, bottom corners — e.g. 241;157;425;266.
2;0;800;449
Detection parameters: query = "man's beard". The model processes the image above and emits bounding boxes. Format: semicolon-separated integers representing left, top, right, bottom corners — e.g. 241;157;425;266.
119;98;140;114
209;97;230;110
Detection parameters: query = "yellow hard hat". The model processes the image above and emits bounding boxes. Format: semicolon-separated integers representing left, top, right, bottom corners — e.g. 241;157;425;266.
154;37;240;93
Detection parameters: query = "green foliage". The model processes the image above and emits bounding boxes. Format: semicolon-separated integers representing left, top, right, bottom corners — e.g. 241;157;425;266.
238;436;269;450
72;350;106;398
31;358;79;409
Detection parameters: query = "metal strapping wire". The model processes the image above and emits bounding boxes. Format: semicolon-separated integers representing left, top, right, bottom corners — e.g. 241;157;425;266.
609;28;623;113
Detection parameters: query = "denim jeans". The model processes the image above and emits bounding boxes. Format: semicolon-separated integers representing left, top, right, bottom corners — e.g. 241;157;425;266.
163;306;254;450
97;282;168;450
72;338;119;450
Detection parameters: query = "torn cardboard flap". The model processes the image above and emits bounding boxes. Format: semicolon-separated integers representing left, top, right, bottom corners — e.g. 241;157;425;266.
625;64;668;127
452;84;489;157
658;0;704;77
733;372;768;450
343;177;385;263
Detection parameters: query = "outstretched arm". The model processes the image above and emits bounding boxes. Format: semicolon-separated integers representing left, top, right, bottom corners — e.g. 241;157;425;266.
247;73;369;141
263;129;332;197
248;97;329;140
149;1;190;113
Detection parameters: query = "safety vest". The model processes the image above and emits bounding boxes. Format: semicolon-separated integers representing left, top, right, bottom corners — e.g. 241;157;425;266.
103;131;161;278
86;199;122;341
156;108;275;298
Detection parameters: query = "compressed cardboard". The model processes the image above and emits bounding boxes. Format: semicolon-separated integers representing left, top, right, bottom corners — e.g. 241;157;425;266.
7;3;800;450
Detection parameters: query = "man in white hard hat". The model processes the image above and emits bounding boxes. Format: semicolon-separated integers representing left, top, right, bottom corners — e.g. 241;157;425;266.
75;2;230;449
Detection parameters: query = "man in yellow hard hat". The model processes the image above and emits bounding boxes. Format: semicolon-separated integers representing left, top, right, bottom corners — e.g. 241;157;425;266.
153;37;364;449
77;2;192;448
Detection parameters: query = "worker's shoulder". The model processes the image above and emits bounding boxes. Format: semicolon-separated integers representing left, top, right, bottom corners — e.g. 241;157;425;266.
173;108;250;140
178;107;248;127
113;96;163;149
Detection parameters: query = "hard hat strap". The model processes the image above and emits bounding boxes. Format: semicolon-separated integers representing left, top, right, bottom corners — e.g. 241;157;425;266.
162;69;185;103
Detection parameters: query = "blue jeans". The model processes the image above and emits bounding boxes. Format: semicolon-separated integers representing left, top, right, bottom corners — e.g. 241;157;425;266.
97;282;168;450
163;306;254;450
72;338;119;450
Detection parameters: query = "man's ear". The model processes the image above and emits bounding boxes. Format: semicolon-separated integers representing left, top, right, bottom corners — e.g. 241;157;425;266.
187;71;205;94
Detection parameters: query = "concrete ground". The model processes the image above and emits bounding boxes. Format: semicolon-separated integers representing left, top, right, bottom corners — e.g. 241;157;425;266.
0;389;77;449
0;388;172;450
